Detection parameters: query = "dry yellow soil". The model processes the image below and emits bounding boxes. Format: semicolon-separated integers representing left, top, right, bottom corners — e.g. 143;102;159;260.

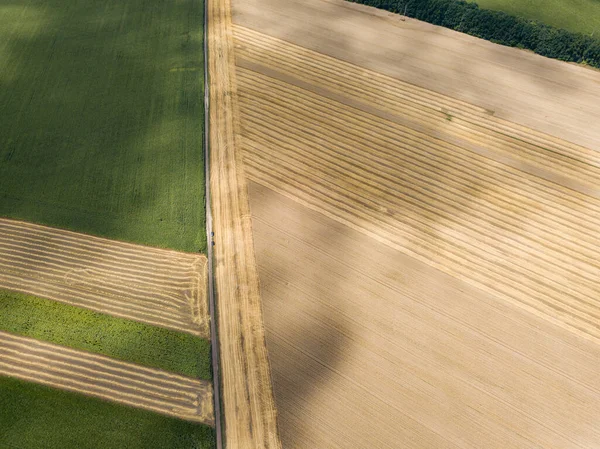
222;0;600;447
0;331;214;425
0;219;208;337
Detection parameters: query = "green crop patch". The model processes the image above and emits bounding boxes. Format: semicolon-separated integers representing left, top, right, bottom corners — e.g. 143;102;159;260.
0;290;211;380
0;0;205;253
0;376;215;449
469;0;600;35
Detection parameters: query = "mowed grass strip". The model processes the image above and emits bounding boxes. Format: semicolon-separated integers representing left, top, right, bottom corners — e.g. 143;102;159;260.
0;376;215;449
468;0;600;35
0;0;205;253
0;290;211;380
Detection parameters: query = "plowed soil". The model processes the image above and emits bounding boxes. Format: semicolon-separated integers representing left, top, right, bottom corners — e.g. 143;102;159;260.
0;219;208;337
0;331;214;425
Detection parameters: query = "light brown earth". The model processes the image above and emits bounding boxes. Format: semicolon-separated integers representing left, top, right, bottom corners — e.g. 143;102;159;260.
206;0;281;446
0;331;214;425
221;0;600;447
249;183;600;449
0;219;208;337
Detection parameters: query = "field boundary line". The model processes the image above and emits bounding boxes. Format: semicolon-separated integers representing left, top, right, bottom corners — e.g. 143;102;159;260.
207;0;282;445
204;0;223;444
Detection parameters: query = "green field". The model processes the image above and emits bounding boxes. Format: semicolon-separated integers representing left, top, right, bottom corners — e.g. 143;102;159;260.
0;0;206;253
1;376;215;449
0;0;212;445
0;290;211;379
470;0;600;35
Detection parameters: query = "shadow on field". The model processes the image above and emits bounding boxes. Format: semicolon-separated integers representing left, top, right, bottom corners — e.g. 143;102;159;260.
0;0;209;444
0;0;206;252
249;196;350;448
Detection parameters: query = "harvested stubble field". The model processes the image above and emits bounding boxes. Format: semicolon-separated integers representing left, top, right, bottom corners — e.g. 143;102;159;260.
0;220;214;446
0;331;214;425
0;290;211;379
1;376;216;449
249;183;600;449
0;219;209;337
224;0;600;447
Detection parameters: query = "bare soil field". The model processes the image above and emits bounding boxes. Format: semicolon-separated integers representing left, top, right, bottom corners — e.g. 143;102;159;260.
221;0;600;447
249;182;600;449
206;0;280;445
0;331;214;425
0;219;208;337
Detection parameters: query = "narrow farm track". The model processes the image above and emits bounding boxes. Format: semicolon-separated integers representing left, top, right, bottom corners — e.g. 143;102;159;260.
0;219;209;337
234;33;600;342
0;331;214;425
234;26;600;197
207;0;281;446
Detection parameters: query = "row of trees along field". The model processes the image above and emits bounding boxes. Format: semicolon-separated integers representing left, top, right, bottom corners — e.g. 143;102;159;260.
348;0;600;68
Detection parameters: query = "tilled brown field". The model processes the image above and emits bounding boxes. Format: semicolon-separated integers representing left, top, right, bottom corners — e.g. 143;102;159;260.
224;1;600;447
0;219;209;337
0;331;214;425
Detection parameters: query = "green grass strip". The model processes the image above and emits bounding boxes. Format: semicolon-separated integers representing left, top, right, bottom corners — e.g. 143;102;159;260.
0;376;215;449
0;290;211;380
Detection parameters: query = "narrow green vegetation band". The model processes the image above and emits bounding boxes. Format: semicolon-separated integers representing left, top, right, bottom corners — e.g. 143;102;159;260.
0;376;215;449
0;290;211;380
347;0;600;68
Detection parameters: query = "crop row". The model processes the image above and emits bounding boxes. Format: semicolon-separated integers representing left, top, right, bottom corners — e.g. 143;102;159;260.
234;26;600;190
237;67;600;341
0;331;214;425
0;219;208;337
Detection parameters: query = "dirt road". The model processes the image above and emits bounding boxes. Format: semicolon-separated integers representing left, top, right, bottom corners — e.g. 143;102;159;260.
206;0;281;445
0;219;209;337
0;331;214;425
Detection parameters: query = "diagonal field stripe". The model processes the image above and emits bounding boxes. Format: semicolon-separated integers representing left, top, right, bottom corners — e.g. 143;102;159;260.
0;219;209;337
0;331;214;426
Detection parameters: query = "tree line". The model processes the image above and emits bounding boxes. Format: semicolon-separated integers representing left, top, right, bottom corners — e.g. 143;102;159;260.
348;0;600;69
